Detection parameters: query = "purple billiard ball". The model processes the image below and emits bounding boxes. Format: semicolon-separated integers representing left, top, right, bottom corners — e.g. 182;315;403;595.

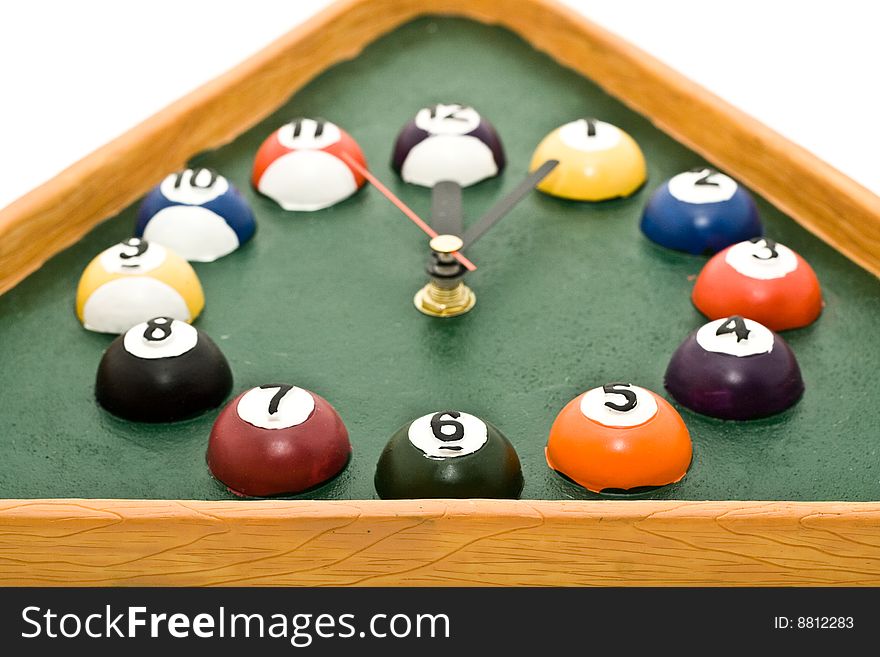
391;103;505;188
664;315;804;420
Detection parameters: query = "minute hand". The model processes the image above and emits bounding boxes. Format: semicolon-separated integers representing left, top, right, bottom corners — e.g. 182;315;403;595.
461;159;558;248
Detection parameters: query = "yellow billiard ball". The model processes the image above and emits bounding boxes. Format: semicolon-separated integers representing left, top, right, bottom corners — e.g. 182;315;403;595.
530;118;646;201
75;238;204;334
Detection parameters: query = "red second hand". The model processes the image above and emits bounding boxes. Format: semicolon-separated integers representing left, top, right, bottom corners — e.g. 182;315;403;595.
340;153;477;272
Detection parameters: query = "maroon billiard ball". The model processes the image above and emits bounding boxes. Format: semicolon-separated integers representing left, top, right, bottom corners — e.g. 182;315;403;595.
206;384;351;497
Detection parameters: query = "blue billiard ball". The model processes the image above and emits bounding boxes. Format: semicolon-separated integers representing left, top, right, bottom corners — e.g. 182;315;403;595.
135;168;256;262
640;167;762;254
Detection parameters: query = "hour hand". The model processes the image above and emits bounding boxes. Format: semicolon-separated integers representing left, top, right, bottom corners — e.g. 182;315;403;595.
462;159;559;248
431;181;463;237
337;151;476;271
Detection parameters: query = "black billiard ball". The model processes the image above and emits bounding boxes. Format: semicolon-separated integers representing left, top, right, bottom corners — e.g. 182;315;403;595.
95;317;232;422
374;410;523;499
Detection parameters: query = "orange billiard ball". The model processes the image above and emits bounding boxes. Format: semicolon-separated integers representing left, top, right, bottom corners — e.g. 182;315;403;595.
546;383;692;493
692;237;822;331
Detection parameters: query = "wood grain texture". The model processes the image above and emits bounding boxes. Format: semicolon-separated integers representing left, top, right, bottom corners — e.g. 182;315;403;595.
1;500;879;586
0;0;878;296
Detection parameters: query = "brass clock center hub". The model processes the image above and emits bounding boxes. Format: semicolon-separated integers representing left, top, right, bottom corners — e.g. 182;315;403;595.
414;280;476;318
429;234;464;254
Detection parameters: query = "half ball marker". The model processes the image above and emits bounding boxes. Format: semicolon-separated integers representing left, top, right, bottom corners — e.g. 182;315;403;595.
546;383;692;493
530;118;646;201
252;118;367;211
665;315;805;420
641;168;762;254
392;103;505;188
374;410;523;499
693;237;823;330
207;384;351;497
135;168;256;262
95;317;232;422
76;238;205;334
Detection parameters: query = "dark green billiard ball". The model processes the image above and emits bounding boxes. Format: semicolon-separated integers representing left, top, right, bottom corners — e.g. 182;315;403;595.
374;410;523;499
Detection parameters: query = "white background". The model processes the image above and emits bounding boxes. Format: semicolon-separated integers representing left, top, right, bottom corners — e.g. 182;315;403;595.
1;0;879;211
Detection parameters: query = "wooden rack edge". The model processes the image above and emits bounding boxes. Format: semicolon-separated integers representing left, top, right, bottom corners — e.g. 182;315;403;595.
1;499;879;586
0;0;878;297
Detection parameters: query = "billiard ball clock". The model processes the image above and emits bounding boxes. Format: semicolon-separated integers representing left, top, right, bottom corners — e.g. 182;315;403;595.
76;98;817;501
9;3;877;588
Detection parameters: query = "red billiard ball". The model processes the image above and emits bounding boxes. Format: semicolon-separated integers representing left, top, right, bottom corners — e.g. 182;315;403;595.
206;384;351;497
693;237;822;331
251;118;366;211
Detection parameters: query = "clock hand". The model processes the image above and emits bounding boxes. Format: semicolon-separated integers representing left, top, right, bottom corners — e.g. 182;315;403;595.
461;159;558;248
431;181;463;237
339;152;476;271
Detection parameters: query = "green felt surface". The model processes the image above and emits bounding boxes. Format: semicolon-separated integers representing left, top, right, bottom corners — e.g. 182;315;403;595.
1;17;879;502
